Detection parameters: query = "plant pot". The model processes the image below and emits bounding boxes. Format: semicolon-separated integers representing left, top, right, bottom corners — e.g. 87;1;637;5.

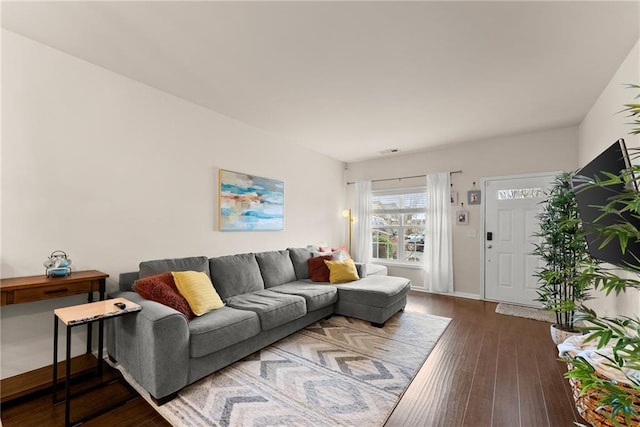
550;324;580;345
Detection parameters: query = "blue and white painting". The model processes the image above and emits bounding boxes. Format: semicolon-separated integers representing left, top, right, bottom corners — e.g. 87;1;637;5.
219;169;284;231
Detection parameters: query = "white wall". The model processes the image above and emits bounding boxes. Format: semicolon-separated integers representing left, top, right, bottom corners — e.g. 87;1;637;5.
347;126;579;297
0;30;345;378
578;38;640;317
579;39;640;165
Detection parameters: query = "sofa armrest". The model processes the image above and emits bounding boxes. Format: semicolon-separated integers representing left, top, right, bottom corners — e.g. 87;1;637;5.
354;262;368;278
107;291;190;400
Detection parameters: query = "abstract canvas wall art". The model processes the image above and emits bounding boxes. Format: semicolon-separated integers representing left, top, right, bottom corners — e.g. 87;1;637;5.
218;169;284;231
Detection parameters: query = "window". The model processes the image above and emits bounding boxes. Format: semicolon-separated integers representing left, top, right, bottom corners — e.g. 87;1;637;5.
371;188;427;265
497;187;544;200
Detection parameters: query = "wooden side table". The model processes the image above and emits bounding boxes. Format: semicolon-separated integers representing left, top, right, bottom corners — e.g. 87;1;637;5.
53;297;141;427
0;270;109;403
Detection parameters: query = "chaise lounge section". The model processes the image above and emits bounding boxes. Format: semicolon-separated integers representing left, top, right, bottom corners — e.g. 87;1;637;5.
107;247;411;403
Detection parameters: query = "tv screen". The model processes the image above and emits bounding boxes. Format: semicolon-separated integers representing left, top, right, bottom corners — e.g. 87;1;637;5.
571;138;640;267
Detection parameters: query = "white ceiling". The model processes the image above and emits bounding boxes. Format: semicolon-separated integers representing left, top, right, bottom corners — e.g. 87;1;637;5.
2;1;639;163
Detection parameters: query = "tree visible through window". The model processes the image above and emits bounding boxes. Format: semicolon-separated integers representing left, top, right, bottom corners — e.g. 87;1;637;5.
371;188;427;264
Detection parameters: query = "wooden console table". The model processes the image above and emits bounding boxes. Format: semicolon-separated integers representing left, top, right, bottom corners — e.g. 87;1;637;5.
0;270;109;403
0;269;108;306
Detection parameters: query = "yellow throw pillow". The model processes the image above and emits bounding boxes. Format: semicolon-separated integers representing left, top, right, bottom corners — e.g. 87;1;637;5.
172;271;224;316
324;259;359;284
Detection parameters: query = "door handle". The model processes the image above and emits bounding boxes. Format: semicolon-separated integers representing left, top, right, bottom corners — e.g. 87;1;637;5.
487;245;493;249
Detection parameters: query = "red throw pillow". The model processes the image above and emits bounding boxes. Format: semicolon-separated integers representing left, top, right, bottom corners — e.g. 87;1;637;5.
133;272;196;320
308;255;333;282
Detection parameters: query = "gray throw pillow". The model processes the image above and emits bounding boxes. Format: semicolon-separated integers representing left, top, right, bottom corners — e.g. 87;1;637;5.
255;250;297;288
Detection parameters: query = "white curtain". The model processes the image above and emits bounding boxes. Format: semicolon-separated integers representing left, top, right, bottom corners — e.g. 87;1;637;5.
424;172;453;292
353;181;372;263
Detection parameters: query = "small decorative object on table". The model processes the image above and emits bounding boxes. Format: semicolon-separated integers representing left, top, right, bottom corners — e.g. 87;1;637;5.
44;250;72;277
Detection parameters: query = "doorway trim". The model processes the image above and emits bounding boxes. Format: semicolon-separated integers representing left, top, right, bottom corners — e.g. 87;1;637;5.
479;171;561;302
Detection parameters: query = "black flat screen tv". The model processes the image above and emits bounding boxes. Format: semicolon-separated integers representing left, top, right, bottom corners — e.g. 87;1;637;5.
571;138;640;267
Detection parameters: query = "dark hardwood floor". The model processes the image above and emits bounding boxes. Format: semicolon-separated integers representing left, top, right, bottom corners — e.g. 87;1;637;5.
386;292;582;427
1;291;582;426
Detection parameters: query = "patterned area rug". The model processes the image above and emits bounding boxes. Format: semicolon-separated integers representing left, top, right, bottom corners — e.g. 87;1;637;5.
495;302;556;323
116;311;451;427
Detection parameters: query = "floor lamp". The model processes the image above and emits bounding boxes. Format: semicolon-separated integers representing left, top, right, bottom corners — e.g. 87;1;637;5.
342;209;355;255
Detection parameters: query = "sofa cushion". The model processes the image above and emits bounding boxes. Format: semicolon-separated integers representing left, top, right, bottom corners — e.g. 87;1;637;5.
354;263;367;278
119;271;141;292
334;275;411;308
255;250;297;288
139;256;210;279
188;306;261;358
209;253;265;301
172;271;224;316
367;264;388;276
287;247;312;280
308;255;333;282
225;290;306;330
133;272;195;320
269;282;338;311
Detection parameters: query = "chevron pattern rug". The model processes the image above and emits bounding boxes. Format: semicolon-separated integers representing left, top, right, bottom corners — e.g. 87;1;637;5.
117;311;451;426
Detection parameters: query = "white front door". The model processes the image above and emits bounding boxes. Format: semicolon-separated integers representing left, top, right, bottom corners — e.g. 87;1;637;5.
483;173;557;306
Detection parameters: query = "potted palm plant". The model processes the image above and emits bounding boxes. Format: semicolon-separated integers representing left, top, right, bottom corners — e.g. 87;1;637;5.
533;171;593;344
565;166;640;426
561;84;640;426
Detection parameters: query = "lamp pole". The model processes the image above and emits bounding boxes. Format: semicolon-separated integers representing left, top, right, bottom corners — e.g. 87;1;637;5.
343;209;353;255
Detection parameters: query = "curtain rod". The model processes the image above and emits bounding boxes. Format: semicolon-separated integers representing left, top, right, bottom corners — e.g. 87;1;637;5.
346;170;462;185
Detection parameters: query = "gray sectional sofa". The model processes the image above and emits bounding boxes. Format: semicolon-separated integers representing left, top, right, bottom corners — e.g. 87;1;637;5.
107;247;411;403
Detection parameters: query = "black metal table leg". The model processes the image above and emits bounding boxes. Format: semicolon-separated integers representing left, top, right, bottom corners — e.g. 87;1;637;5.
86;289;94;354
52;315;59;404
98;278;106;301
65;324;71;427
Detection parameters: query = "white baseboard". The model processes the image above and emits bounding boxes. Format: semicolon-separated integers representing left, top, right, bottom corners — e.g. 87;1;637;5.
409;286;481;300
451;291;482;300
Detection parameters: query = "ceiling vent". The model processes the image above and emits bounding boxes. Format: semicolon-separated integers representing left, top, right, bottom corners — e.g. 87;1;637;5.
379;148;400;155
